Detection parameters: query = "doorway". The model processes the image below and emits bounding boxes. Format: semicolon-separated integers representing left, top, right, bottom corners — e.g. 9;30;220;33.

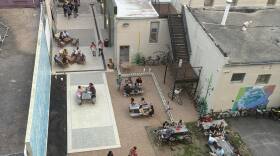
119;46;129;63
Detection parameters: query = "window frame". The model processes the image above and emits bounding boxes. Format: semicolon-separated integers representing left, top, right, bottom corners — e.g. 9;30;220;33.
149;21;160;43
255;74;271;84
231;73;246;83
204;0;214;7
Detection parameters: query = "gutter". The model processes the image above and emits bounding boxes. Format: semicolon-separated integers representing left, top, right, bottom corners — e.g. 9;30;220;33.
225;61;280;66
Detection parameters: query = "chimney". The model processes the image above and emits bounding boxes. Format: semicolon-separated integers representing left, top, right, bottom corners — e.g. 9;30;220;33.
221;0;233;25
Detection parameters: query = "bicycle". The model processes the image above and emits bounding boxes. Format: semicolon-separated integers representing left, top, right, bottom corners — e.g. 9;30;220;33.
145;55;160;66
168;88;183;105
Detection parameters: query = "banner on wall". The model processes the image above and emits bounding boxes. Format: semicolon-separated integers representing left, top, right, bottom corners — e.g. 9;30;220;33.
232;85;276;111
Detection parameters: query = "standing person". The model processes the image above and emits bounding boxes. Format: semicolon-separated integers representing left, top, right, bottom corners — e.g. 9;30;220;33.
128;146;137;156
90;42;96;56
107;151;113;156
73;1;79;18
63;2;68;17
67;2;73;19
98;40;104;56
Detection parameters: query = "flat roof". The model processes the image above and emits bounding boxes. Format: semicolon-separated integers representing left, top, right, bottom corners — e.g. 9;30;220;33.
190;7;280;64
115;0;159;19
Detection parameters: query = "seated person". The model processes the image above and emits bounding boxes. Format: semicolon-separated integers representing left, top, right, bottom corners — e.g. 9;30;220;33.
177;119;183;128
136;77;143;86
76;86;84;99
149;105;154;116
213;130;223;137
163;121;169;128
124;84;132;96
88;83;96;97
76;51;86;64
107;58;114;69
218;121;225;132
127;77;133;87
130;97;136;105
215;146;225;156
208;134;218;145
140;97;147;105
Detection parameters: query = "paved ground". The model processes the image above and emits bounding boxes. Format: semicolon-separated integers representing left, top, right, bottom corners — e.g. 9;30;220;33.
0;8;39;155
67;72;120;153
229;117;280;156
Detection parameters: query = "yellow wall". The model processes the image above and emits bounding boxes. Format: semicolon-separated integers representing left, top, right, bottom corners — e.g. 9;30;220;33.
211;64;280;111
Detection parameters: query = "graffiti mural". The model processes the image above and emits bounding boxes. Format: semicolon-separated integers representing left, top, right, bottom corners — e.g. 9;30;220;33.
232;85;276;111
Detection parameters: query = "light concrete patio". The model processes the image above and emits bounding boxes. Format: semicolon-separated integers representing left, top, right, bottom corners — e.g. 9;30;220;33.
67;72;120;153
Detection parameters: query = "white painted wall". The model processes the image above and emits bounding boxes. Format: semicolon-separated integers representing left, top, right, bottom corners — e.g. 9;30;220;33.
171;0;279;8
114;18;171;66
184;7;227;110
212;64;280;111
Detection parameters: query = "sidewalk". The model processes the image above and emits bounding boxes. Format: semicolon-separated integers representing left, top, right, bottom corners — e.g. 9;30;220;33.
52;0;105;73
53;0;120;154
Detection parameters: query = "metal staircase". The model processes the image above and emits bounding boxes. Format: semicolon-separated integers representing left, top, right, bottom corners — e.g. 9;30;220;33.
168;14;189;63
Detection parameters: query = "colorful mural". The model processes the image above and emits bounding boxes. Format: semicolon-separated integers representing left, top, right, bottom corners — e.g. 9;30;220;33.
232;85;276;111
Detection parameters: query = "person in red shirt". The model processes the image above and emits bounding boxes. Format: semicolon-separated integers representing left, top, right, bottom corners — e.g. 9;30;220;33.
128;146;138;156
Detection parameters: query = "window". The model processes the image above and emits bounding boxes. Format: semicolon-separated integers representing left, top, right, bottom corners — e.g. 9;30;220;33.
231;73;245;82
204;0;214;6
267;0;276;5
231;0;238;6
256;74;271;84
149;22;160;43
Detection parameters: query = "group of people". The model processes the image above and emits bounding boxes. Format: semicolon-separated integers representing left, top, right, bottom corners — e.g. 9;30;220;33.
55;47;86;65
123;77;143;96
89;40;104;57
162;120;184;129
130;97;154;116
76;82;96;99
56;30;74;47
206;122;225;137
63;0;79;18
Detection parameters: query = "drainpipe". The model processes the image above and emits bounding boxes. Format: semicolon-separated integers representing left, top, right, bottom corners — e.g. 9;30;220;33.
221;0;232;26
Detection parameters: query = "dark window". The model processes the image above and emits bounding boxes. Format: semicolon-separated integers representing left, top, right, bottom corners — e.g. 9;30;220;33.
231;73;245;82
149;22;160;43
204;0;214;6
231;0;238;6
256;74;271;84
267;0;277;5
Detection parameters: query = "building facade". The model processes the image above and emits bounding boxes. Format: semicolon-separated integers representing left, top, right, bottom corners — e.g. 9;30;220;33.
104;0;171;66
184;6;280;112
171;0;280;11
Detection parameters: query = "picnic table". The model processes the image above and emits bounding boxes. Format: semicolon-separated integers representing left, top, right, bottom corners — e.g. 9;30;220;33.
202;119;228;130
209;138;234;156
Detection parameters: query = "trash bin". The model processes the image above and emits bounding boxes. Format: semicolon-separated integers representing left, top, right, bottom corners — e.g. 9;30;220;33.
104;39;109;47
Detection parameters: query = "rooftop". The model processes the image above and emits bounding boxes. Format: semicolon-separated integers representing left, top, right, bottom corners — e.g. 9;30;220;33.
190;7;280;64
115;0;158;19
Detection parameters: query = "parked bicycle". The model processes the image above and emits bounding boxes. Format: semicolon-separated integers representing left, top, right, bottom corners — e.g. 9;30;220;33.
168;88;183;105
145;55;161;66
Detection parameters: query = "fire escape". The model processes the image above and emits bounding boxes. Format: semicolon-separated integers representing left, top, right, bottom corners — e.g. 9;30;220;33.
151;1;202;96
